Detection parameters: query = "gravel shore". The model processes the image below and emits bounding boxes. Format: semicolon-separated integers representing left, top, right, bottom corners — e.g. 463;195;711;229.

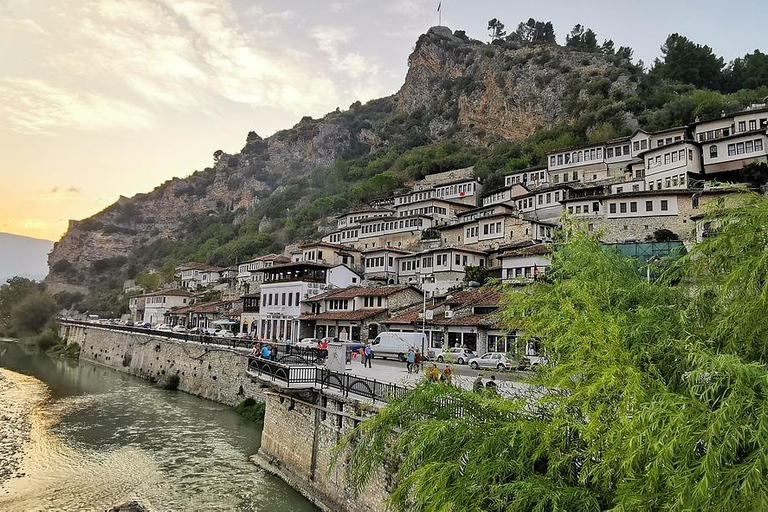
0;369;46;489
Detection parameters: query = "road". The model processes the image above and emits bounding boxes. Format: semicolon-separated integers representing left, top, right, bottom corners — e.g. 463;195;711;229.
353;354;530;383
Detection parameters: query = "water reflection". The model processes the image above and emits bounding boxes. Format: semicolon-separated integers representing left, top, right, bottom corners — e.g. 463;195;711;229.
0;341;316;512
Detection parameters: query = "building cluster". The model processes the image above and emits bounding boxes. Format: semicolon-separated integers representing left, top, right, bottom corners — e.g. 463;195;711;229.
127;105;768;357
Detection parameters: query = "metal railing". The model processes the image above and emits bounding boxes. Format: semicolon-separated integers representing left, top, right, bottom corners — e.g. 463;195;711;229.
246;357;408;404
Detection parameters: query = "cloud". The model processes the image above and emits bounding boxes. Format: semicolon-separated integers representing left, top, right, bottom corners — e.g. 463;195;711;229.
0;78;155;134
59;0;337;113
0;17;47;34
42;187;82;200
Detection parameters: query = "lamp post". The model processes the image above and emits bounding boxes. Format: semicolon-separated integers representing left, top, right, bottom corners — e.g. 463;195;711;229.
421;274;435;351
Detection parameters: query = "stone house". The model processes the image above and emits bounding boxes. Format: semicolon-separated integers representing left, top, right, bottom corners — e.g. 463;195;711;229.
141;289;192;325
300;284;423;343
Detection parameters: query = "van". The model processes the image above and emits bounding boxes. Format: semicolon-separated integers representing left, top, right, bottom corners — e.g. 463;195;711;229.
370;332;428;361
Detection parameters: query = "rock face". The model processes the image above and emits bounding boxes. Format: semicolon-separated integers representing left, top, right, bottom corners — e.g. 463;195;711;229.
47;26;638;289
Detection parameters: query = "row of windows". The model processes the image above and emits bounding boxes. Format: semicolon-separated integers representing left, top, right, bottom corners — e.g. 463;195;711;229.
737;119;766;133
435;182;476;198
365;256;394;268
648;173;687;190
606;144;631;159
505;266;545;279
552;171;580;184
262;292;301;307
483;190;510;205
466;226;479;238
327;229;360;243
647;149;692;169
567;202;601;215
505;170;546;186
551;147;605;167
361;218;423;234
727;138;764;156
362;296;384;307
608;200;669;214
398;206;447;217
698;127;731;142
633;139;650;151
655;135;682;147
328;299;350;310
396;190;434;205
484;221;503;235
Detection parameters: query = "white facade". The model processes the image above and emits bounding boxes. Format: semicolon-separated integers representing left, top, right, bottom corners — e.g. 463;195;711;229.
397;247;488;294
142;292;190;325
642;142;699;190
702;133;768;174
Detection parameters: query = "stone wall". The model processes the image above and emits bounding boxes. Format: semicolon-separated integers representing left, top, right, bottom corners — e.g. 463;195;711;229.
60;323;264;406
256;391;390;512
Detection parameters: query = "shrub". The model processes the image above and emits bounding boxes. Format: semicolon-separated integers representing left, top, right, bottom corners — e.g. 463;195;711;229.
235;397;266;424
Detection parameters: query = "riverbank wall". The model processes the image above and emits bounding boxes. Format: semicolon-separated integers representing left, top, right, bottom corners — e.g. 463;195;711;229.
59;323;390;512
60;323;263;406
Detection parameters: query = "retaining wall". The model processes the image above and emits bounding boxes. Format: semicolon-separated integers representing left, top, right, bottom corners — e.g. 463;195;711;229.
60;323;264;406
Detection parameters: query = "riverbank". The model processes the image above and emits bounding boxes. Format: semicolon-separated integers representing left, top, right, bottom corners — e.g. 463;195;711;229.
0;367;48;488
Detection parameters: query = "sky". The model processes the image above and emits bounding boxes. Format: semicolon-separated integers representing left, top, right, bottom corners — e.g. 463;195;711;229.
1;0;766;242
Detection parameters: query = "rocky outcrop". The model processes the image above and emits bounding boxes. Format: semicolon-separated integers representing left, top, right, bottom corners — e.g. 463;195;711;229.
47;26;639;290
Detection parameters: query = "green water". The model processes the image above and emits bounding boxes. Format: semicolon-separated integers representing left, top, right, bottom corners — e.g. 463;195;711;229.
0;340;316;511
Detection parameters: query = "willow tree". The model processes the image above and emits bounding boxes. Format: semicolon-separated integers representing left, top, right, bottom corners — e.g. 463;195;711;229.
338;192;768;512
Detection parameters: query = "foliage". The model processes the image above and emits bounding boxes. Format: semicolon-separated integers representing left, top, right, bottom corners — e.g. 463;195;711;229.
506;18;556;45
652;33;725;90
340;194;768;512
650;228;679;242
463;265;489;285
235;397;266;424
0;278;58;336
565;24;598;52
135;271;161;292
487;18;506;41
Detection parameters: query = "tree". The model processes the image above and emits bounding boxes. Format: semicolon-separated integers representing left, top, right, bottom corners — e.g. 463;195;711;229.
652;33;725;90
462;265;489;285
213;149;224;163
615;45;634;61
565;24;598;52
10;293;58;334
487;18;506;41
0;277;43;332
509;18;555;44
339;193;768;511
601;39;615;55
725;49;768;92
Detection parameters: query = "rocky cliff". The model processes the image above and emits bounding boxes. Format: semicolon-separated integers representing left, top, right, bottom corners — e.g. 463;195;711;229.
47;26;639;291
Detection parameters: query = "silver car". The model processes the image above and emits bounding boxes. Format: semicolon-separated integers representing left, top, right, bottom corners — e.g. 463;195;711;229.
469;352;513;371
433;347;476;365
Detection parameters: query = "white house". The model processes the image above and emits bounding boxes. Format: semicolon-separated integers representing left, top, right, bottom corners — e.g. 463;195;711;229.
396;246;488;294
498;243;553;282
141;289;192;325
176;262;226;290
362;247;412;284
640;141;700;191
257;262;362;342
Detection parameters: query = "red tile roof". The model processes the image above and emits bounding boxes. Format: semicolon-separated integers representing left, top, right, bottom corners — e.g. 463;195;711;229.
143;289;192;298
305;285;420;302
444;288;502;307
300;308;388;321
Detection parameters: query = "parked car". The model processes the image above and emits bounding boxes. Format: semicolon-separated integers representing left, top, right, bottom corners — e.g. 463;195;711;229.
215;329;234;338
296;338;320;349
172;325;187;333
430;347;476;365
124;320;134;327
155;324;172;332
344;339;364;352
468;352;513;371
235;332;252;339
137;322;151;328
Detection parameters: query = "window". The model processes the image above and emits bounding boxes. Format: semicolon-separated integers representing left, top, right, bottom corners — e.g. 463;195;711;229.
646;201;653;212
573;171;578;181
750;120;757;131
538;195;543;205
661;200;669;211
616;187;623;193
739;121;746;132
576;205;582;214
620;203;627;213
607;148;614;158
455;255;461;265
546;193;551;203
633;141;640;151
630;202;637;213
592;201;600;212
609;203;616;214
756;139;764;151
709;145;718;158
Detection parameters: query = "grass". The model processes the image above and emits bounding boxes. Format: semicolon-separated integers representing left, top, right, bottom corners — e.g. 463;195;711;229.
235;397;266;424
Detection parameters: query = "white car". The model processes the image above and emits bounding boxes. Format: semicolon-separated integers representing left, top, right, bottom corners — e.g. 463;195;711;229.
172;325;187;333
429;347;476;365
296;337;319;349
155;324;172;332
468;352;513;371
215;329;234;338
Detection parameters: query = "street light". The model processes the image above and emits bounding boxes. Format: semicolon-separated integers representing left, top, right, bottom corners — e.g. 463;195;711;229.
421;274;436;351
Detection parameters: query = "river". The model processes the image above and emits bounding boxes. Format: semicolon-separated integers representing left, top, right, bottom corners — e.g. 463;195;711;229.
0;340;317;511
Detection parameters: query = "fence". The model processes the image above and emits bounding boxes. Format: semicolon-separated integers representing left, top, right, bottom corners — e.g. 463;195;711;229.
246;357;408;404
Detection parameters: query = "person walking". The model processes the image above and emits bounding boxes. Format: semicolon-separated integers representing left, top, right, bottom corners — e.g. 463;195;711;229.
364;344;373;368
406;348;415;374
414;349;422;373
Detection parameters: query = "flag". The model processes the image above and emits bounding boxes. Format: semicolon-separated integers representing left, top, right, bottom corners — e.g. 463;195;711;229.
437;2;441;12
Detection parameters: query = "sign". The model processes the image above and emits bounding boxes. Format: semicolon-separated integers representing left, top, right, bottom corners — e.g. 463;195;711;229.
339;328;349;341
425;310;434;320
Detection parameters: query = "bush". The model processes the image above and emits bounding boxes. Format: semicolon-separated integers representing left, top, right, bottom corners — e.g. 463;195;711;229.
235;397;266;424
31;329;59;350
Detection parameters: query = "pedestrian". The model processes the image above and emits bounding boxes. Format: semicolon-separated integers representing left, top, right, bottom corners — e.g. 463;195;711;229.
406;348;415;373
359;346;365;364
473;375;484;393
249;342;259;357
440;366;453;385
485;375;497;393
270;344;277;361
260;343;271;359
426;364;440;382
414;349;422;373
364;344;373;368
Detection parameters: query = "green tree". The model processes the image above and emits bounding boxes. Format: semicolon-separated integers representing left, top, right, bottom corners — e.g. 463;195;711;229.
10;293;58;334
509;18;556;44
0;277;43;332
487;18;506;41
725;49;768;92
652;33;725;90
339;193;768;511
462;265;489;285
565;24;598;52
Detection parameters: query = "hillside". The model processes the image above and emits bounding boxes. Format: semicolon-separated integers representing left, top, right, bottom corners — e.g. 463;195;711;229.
0;233;53;284
45;24;768;309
